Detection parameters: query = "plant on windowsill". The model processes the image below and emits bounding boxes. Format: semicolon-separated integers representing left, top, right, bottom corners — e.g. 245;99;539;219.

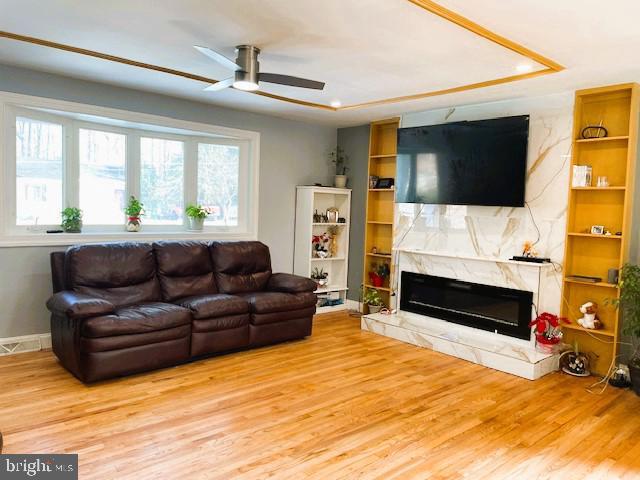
185;204;209;231
61;207;82;233
362;287;384;314
124;196;144;232
608;263;640;395
329;146;349;188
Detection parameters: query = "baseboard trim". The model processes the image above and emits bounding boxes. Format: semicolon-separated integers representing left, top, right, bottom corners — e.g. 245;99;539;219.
0;333;51;355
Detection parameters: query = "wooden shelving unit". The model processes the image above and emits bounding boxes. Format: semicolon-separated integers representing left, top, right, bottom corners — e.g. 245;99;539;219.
363;118;400;308
560;83;640;376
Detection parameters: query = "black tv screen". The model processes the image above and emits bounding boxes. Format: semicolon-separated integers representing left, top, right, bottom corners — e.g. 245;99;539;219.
396;115;529;207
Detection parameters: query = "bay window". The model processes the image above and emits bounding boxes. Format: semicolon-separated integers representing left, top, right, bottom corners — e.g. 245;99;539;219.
2;97;258;242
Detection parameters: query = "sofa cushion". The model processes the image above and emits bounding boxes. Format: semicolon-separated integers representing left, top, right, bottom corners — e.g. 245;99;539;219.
237;291;317;314
251;306;316;326
176;294;249;320
153;241;217;301
210;241;272;294
80;325;191;352
192;314;249;333
81;302;191;338
66;243;160;307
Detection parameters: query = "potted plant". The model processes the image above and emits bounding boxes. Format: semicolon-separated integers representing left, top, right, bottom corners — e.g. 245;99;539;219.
61;207;82;233
368;262;390;287
528;311;569;353
610;263;640;395
124;196;144;232
363;287;384;314
185;204;209;231
311;267;329;288
329;147;349;188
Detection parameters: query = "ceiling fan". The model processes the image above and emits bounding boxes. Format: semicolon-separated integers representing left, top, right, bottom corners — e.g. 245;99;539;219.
194;44;325;93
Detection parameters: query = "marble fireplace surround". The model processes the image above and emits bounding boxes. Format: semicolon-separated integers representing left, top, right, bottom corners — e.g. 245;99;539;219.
362;250;560;380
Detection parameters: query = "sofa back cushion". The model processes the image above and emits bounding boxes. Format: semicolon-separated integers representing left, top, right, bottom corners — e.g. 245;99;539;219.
65;242;160;307
210;241;272;294
153;241;217;301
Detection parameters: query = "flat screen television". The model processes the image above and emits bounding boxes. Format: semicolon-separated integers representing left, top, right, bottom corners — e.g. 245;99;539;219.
396;115;529;207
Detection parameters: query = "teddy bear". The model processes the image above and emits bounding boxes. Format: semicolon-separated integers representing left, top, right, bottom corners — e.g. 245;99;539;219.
577;301;601;329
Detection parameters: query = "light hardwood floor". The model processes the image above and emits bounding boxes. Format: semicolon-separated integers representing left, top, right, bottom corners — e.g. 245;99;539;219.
1;312;640;479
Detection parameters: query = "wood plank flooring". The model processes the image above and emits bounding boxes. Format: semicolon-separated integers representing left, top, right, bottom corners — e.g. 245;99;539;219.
1;312;640;479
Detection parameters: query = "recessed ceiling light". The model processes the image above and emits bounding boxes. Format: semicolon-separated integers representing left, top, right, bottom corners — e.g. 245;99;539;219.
515;64;533;73
330;100;342;108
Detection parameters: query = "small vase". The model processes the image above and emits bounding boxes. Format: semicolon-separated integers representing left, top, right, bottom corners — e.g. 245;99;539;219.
188;217;205;231
126;216;141;232
334;175;347;188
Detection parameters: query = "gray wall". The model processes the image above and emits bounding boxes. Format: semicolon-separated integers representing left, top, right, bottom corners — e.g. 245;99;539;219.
338;124;370;301
0;64;337;338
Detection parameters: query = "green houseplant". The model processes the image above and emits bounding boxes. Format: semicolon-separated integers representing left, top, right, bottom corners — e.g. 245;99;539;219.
363;287;384;314
611;263;640;395
61;207;82;233
329;147;349;188
124;196;144;232
185;204;209;231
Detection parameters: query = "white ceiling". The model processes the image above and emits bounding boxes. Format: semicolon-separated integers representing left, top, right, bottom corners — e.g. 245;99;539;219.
1;0;640;126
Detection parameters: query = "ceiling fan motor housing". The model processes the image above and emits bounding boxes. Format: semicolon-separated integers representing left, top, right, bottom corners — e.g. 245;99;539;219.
235;45;260;85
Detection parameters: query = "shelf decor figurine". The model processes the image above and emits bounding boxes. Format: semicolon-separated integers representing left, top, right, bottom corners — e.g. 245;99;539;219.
327;225;339;258
560;342;591;376
577;301;602;330
311;267;329;287
581;120;608;139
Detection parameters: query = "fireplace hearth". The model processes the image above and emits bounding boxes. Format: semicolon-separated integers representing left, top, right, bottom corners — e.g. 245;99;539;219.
400;271;533;340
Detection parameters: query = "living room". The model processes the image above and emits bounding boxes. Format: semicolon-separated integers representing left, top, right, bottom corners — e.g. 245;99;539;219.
1;1;640;479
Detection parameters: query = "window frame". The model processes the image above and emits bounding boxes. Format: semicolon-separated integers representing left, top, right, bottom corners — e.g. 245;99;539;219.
0;91;260;246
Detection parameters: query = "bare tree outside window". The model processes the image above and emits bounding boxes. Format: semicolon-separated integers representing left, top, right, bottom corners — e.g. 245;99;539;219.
197;143;240;226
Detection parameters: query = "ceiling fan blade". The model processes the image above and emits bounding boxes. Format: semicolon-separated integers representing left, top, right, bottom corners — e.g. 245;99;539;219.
203;77;234;92
259;72;325;90
194;45;240;71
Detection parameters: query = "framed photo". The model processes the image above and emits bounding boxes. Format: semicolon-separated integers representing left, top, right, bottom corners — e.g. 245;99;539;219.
590;225;605;235
369;176;379;189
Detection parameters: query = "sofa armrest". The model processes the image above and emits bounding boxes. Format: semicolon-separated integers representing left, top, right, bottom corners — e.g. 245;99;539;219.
266;273;318;294
46;291;116;319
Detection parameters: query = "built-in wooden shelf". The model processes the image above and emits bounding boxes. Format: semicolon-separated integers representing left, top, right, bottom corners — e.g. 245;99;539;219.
574;135;629;143
560;82;640;376
571;186;626;191
366;253;392;259
563;323;616;337
364;284;391;292
567;232;622;239
368;188;395;192
563;278;618;289
369;153;397;159
367;220;393;225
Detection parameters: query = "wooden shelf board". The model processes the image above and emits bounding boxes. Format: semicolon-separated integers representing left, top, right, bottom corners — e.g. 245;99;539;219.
364;284;391;292
312;223;347;226
367;220;393;225
571;186;626;191
567;232;622;239
563;278;619;289
563;323;616;337
314;286;348;294
370;154;396;159
366;253;392;258
368;188;395;192
311;257;346;262
574;135;629;143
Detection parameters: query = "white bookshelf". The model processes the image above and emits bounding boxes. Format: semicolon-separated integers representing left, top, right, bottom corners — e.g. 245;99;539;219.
294;186;351;314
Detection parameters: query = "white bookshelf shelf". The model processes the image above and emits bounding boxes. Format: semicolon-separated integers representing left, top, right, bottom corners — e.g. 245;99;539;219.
294;186;352;314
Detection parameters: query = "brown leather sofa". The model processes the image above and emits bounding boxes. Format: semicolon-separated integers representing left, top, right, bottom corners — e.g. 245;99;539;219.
46;241;317;383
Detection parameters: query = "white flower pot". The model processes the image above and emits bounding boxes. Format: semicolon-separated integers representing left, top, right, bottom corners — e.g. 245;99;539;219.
334;175;347;188
368;305;382;314
188;217;205;231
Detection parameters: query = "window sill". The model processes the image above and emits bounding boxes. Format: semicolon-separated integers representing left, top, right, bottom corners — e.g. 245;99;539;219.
0;230;257;248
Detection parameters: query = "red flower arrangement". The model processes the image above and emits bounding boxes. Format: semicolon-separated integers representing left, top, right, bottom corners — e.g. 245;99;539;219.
529;312;569;351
